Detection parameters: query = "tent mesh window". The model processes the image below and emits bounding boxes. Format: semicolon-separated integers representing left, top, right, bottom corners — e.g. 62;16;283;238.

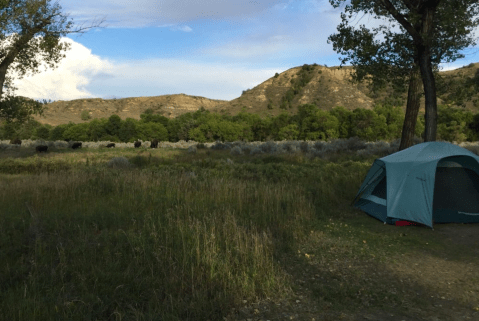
433;161;479;214
371;175;387;199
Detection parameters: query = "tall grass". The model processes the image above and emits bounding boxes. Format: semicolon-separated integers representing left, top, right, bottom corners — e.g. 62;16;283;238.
1;139;478;320
0;166;319;320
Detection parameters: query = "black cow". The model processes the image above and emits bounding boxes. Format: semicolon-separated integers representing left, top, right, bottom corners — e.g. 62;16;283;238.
71;142;82;149
10;139;21;145
36;145;48;152
106;143;115;148
134;141;141;148
150;139;158;148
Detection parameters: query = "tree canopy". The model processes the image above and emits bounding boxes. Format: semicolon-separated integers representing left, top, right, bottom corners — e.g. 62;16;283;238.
328;0;479;142
0;0;107;124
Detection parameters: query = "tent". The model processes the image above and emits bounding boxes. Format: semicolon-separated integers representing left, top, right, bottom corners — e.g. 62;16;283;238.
352;141;479;229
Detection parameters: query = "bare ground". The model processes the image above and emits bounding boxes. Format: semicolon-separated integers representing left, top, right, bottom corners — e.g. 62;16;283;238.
225;223;479;321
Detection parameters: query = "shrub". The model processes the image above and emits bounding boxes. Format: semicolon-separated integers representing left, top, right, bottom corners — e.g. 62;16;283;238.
274;72;279;78
249;147;264;155
54;141;69;149
230;146;243;156
196;143;206;149
313;141;325;151
81;110;91;121
211;142;230;150
35;126;50;139
267;100;273;109
260;141;278;154
49;125;66;141
107;157;131;169
240;144;252;154
346;136;367;151
282;141;299;153
299;141;309;153
187;145;197;154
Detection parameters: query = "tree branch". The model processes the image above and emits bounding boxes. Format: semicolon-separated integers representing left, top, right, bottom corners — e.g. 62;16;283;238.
378;0;423;44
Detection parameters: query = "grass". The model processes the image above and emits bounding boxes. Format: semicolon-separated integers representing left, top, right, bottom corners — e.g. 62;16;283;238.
0;143;478;320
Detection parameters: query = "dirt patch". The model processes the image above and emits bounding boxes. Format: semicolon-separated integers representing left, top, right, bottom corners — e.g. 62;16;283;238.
433;224;479;256
225;223;479;321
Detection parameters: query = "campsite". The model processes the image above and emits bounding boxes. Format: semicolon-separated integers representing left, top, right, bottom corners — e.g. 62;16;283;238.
0;137;478;321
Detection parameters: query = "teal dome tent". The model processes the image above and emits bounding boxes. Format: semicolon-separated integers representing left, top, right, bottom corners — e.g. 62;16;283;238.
352;142;479;229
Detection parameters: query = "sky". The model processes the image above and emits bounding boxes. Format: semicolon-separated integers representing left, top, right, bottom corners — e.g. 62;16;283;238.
2;0;479;103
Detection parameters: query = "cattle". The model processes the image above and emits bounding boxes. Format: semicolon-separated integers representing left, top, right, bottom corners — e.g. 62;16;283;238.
106;143;115;148
134;141;141;148
150;139;158;148
36;145;48;152
71;142;82;149
10;139;21;145
64;139;71;142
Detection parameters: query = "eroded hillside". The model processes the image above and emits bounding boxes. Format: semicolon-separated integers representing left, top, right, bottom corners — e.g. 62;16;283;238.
29;63;479;126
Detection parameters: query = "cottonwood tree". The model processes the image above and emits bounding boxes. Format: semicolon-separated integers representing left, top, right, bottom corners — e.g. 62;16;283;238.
328;0;479;146
0;0;107;125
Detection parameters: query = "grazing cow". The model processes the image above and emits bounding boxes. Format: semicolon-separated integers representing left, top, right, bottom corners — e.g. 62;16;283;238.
106;143;115;148
134;141;141;148
64;139;71;142
10;139;21;145
150;139;158;148
71;142;82;149
36;145;48;152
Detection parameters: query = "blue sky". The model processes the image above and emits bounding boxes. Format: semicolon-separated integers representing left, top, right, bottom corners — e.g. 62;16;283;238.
4;0;479;103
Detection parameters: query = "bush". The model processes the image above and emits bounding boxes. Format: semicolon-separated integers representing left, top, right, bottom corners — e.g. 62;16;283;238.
299;141;309;153
211;142;230;150
267;99;273;109
260;141;278;154
313;141;325;151
230;146;243;156
196;143;206;149
187;145;197;154
81;110;91;121
249;147;263;155
49;125;66;141
106;157;131;169
240;144;252;154
282;141;299;153
346;136;367;151
34;126;50;139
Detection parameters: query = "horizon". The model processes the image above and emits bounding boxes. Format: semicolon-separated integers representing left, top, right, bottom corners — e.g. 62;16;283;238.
2;0;478;104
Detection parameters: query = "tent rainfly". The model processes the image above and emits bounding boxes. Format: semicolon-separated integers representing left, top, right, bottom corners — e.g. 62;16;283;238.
352;141;479;229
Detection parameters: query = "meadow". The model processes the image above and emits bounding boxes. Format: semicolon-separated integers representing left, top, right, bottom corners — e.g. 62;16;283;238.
0;137;478;321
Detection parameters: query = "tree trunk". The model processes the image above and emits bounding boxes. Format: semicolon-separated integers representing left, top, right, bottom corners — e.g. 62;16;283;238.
399;63;422;151
418;46;438;142
417;4;438;142
0;63;8;100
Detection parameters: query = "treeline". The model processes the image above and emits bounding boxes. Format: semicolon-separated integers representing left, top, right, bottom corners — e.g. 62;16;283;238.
1;104;479;143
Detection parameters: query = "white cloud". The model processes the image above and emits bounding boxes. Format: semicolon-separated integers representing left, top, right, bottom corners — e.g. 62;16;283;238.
6;36;117;101
4;34;288;101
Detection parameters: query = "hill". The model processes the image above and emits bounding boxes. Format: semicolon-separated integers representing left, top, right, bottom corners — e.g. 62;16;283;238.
30;63;479;126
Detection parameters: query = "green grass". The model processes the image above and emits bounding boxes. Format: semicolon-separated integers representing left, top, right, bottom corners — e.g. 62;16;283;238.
0;146;477;320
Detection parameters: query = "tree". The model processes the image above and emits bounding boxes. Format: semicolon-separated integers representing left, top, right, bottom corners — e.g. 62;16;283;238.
119;118;138;142
328;0;479;147
105;114;121;137
0;0;107;124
